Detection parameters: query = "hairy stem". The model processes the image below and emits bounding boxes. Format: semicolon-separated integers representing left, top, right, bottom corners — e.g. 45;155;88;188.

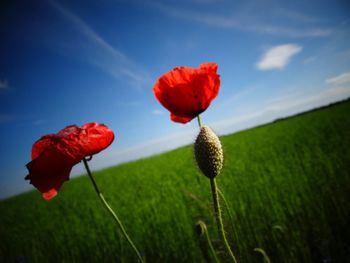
217;188;237;241
197;115;202;128
83;158;144;263
210;178;238;263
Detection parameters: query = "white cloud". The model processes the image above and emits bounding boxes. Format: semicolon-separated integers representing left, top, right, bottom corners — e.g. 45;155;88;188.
0;80;9;89
256;44;303;70
326;71;350;85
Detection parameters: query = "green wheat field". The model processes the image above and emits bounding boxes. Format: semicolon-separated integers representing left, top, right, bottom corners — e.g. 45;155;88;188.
1;100;349;263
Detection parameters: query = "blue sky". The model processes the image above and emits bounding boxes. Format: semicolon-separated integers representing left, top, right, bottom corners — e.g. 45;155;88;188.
0;0;349;199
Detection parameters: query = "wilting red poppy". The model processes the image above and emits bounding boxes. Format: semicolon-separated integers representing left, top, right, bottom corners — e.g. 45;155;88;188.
25;122;114;200
153;63;220;124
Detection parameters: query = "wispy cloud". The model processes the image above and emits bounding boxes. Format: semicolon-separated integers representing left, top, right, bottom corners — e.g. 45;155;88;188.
303;56;317;64
212;86;350;134
47;0;150;88
326;71;350;85
154;3;331;38
0;80;9;89
152;109;165;115
274;8;323;24
256;44;302;70
217;86;256;110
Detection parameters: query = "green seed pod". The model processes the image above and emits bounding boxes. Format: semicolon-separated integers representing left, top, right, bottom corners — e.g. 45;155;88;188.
194;125;223;178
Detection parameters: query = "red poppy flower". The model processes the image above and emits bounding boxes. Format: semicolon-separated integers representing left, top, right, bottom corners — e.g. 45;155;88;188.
153;63;220;124
25;122;114;200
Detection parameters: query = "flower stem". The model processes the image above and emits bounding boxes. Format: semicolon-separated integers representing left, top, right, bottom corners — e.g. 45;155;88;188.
196;221;220;263
217;188;237;241
197;115;202;128
254;248;271;263
82;158;144;263
204;227;220;263
210;177;238;263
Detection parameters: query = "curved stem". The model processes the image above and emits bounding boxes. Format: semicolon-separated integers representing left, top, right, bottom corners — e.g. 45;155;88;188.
217;188;237;240
204;227;220;263
83;158;144;263
196;221;220;263
210;178;238;263
197;115;202;128
254;248;271;263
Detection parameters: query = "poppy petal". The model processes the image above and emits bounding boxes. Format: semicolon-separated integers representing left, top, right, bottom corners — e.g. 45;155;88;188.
26;147;74;199
170;114;193;124
80;122;115;156
153;63;220;124
42;189;58;201
199;63;218;73
31;134;57;160
25;122;114;200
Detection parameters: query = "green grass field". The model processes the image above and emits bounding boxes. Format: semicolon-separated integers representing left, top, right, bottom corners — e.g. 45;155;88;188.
1;100;349;263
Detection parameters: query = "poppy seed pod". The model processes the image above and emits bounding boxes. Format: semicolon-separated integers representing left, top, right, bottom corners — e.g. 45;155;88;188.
194;125;223;178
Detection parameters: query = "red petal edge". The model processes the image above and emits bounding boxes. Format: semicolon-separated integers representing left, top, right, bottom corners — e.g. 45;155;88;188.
26;122;115;201
170;114;194;124
152;63;220;124
42;189;58;201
